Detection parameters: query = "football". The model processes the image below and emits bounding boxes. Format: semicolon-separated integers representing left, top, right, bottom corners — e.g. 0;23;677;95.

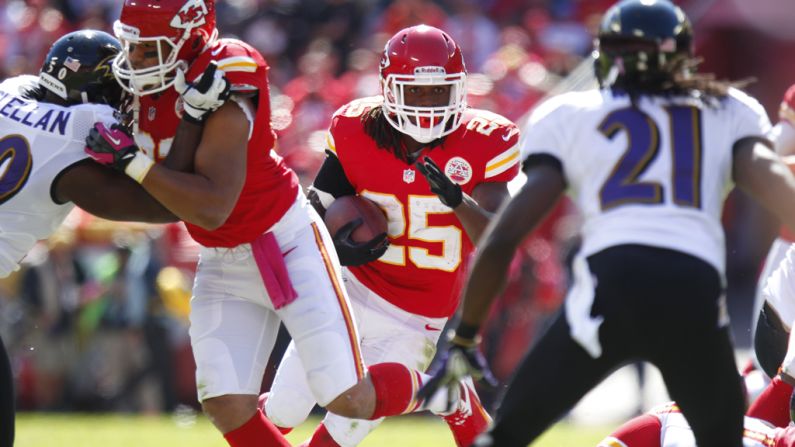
324;195;388;243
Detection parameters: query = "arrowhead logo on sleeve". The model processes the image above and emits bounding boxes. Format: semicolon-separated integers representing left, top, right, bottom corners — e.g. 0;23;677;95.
445;157;473;185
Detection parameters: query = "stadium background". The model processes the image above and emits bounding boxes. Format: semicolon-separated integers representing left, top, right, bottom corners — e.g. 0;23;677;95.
2;0;795;433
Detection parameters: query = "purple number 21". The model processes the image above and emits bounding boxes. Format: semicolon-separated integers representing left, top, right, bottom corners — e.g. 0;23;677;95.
598;106;703;211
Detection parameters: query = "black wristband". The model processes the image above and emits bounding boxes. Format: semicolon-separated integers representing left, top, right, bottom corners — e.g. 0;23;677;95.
182;113;205;125
455;321;480;341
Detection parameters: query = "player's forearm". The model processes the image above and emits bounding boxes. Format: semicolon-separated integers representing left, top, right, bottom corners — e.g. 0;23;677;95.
459;240;513;328
59;161;178;223
161;120;204;172
140;165;237;230
454;194;494;243
458;165;566;330
735;139;795;233
75;189;177;223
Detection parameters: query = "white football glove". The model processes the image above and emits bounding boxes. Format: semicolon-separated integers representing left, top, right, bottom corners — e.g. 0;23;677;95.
174;61;231;124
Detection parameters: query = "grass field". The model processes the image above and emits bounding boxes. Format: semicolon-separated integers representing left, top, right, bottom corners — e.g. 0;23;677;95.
16;412;611;446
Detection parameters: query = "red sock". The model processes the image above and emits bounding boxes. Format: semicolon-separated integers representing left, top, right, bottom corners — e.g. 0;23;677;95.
306;423;342;447
369;362;422;419
223;409;291;447
747;375;793;428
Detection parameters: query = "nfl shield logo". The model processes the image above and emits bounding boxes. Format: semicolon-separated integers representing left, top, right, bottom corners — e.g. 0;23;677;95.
403;168;415;184
148;106;156;121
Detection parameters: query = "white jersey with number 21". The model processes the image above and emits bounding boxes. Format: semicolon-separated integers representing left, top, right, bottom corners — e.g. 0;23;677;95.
521;88;771;275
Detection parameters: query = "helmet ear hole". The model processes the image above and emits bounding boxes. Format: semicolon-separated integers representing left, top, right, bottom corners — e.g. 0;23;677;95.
190;32;206;52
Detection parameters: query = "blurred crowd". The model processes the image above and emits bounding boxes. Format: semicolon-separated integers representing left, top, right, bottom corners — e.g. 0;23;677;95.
0;0;793;415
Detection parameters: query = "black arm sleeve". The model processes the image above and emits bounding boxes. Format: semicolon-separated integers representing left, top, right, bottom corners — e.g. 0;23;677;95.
522;153;568;189
313;150;356;198
522;153;563;175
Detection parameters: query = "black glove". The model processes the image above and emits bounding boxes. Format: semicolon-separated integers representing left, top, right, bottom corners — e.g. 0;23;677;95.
417;156;463;208
84;122;139;171
332;218;389;266
415;332;497;405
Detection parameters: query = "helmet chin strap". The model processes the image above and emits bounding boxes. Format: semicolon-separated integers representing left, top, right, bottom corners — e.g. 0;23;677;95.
405;124;441;143
386;114;444;144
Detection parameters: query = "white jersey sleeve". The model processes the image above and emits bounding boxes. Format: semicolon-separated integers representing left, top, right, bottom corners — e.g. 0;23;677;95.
727;88;772;143
519;88;770;275
519;91;590;181
0;75;117;277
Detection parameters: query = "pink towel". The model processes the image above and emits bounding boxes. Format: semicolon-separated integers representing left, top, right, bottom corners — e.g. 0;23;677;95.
251;232;298;309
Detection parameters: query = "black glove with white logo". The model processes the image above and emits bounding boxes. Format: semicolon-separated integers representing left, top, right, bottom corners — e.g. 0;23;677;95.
417;156;463;208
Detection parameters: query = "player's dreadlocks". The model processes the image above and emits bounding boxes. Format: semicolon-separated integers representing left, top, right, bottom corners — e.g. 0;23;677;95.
595;0;753;105
610;53;752;103
362;105;444;163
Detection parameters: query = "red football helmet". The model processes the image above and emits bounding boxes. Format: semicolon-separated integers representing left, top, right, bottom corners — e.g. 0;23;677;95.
112;0;217;95
380;25;467;143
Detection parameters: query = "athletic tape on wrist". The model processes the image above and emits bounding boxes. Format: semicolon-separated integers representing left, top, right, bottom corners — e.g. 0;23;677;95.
124;151;155;184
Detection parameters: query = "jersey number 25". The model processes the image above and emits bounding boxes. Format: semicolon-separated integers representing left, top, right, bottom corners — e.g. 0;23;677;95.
361;191;462;272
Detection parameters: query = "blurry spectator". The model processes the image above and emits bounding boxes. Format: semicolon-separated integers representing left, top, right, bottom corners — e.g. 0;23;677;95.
470;32;548;122
17;230;84;410
444;0;500;72
376;0;447;35
6;1;72;77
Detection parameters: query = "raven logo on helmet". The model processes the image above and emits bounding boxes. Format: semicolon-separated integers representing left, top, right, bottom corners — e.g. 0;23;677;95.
38;30;124;108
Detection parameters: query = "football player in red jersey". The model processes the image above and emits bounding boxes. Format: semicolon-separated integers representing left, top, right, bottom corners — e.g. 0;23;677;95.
84;3;464;447
263;25;520;447
597;403;795;447
754;83;795;379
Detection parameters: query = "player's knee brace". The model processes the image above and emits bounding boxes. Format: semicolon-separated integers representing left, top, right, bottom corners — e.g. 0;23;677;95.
264;387;315;428
323;413;383;447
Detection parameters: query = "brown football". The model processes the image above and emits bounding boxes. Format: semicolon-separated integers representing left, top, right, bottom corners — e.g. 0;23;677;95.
324;195;388;243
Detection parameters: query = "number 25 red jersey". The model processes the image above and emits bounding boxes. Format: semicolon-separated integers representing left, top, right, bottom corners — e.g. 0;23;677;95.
328;96;520;318
134;38;299;247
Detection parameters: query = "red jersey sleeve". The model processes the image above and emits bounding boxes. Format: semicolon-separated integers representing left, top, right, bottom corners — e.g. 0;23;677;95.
452;108;521;194
187;38;268;93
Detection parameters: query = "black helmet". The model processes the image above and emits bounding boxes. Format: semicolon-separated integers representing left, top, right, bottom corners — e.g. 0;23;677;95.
594;0;693;91
38;30;124;108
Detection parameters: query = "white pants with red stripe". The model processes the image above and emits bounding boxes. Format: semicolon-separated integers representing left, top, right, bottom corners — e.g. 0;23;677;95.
265;269;448;446
189;191;365;405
